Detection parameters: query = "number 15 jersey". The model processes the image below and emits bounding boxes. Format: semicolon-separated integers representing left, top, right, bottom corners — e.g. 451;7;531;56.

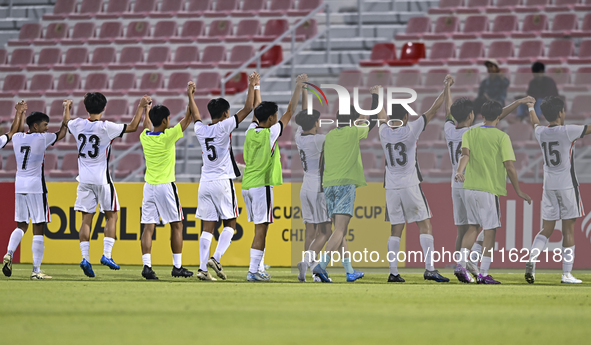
194;115;240;182
67;118;126;185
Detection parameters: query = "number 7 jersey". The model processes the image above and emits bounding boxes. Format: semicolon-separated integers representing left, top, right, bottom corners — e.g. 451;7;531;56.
67;118;126;185
194;115;240;182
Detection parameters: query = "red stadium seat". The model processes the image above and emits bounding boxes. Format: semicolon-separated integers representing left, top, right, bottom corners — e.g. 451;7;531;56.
195;72;221;95
164;46;199;69
178;0;212;17
537;40;574;64
194;97;212;119
162;98;187;116
452;15;488;39
0;74;27;98
115;21;150;44
61;22;95;45
564;67;591;92
156;72;192;96
226;19;261;42
448;41;484;65
143;21;177;44
541;13;578;38
169;20;205;43
19;74;53;97
33;22;69;45
511;14;548;38
360;43;396;67
105;99;129;120
546;67;570;88
46;73;81;97
486;0;520;13
218;45;254;68
53;47;89;71
25;100;47;114
115;153;144;178
546;0;578;12
567;40;591;64
136;47;171;69
109;47;144;70
284;19;318;41
204;0;239;17
48;99;66;117
96;0;130;19
260;0;293;16
44;153;58;171
481;15;518;39
418;123;443;148
88;22;122;45
0;49;6;65
231;0;265;17
415;68;450;93
395;17;431;40
248;45;283;68
507;40;544;64
428;0;464;14
129;73;164;96
211;72;249;95
103;73;136;96
453;68;481;92
456;0;491;13
0;48;34;72
417;42;456;66
288;0;322;16
0;154;17;177
367;69;392;87
49;153;78;178
337;70;363;91
73;73;109;96
508;66;532;92
570;95;591;119
417;152;437;176
575;0;591;10
43;0;76;20
81;47;116;71
514;0;549;13
423;16;459;40
253;19;290;42
572;13;591;38
190;45;226;68
198;20;233;43
477;40;514;64
394;69;421;88
122;0;157;18
506;122;535;148
150;0;184;18
70;0;103;19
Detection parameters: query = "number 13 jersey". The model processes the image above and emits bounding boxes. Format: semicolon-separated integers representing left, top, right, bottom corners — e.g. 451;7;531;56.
67;118;126;185
194;115;240;182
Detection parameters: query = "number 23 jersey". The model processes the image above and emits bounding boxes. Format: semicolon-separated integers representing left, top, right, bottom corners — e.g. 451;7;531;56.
67;118;126;185
194;115;241;182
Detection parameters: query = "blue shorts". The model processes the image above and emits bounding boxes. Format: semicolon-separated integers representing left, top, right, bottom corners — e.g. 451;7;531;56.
324;184;356;217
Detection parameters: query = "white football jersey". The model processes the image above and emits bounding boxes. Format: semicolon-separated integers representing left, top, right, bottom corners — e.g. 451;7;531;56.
534;124;587;190
380;115;426;189
295;126;325;191
0;134;8;148
443;120;483;189
12;132;57;194
194;115;241;182
67;118;126;185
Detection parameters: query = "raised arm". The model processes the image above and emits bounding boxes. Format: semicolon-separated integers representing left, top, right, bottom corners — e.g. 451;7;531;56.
187;81;201;123
17;101;26;133
253;73;262;112
498;96;536;121
56;99;72;141
126;95;150;133
142;101;153;131
505;160;532;204
280;74;307;128
8;101;27;139
423;75;450;124
302;82;308;111
526;100;540;129
454;148;470;183
236;71;258;123
179;96;193;132
445;76;454;120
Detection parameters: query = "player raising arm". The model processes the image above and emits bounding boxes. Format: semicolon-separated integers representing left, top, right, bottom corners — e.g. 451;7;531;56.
0;101;27;149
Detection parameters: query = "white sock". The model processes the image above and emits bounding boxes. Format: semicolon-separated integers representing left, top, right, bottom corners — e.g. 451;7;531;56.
420;234;435;271
142;254;151;267
80;241;90;261
387;236;401;275
103;237;115;259
199;231;213;271
172;253;182;269
303;250;315;268
562;245;575;275
7;228;24;255
480;256;492;276
249;248;264;274
470;243;482;264
258;250;266;271
529;234;548;266
476;231;484;242
32;235;44;273
213;227;234;262
459;248;470;267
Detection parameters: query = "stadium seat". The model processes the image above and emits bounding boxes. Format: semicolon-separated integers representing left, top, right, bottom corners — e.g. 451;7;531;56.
448;41;484;65
0;154;16;177
103;99;129;121
508;66;532;92
514;0;550;12
169;20;205;43
81;47;116;70
260;0;294;16
545;0;578;12
248;45;283;68
571;13;591;38
570;95;591;119
46;73;81;97
417;152;437;176
61;22;95;45
0;74;27;98
541;13;578;38
395;17;431;40
575;0;591;10
394;69;421;88
156;72;192;96
546;67;570;89
337;70;363;91
415;68;450;93
194;72;221;95
288;0;322;16
218;45;254;68
48;99;66;117
109;47;144;70
122;0;157;18
231;0;265;17
511;14;548;38
113;129;142;149
477;40;514;64
387;42;426;66
49;153;78;178
428;0;464;14
115;153;144;178
128;73;164;96
44;153;58;171
284;19;318;41
417;42;456;66
190;45;226;68
506;122;535;148
418;123;443;148
25;100;47;114
103;73;136;96
537;40;574;64
567;40;591;64
162;98;187;116
361;152;382;177
479;15;517;39
33;22;69;45
419;95;446;116
96;0;131;19
198;20;233;43
164;46;199;69
194;97;211;119
453;68;481;92
0;48;34;72
423;16;459;40
253;19;290;42
70;0;103;19
143;21;178;44
43;0;76;20
225;19;260;42
366;69;392;87
564;67;591;92
456;0;491;13
452;15;488;39
73;73;109;96
115;21;150;44
211;72;249;95
150;0;184;18
0;49;6;65
430;150;453;177
88;22;122;45
507;40;544;64
359;43;396;67
19;74;53;97
0;99;14;121
136;47;171;69
204;0;239;17
53;47;89;71
485;0;520;13
178;0;212;17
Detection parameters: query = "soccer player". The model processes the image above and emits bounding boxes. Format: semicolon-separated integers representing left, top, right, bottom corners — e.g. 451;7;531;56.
0;101;25;150
139;86;195;280
379;77;450;283
242;74;307;281
194;72;259;281
2;100;69;279
455;101;532;284
68;92;145;278
524;96;590;284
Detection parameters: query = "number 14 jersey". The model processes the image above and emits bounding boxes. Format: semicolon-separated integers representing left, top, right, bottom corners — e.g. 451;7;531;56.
194;115;240;182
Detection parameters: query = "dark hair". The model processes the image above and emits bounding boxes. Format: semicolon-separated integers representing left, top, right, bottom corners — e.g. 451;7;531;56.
26;111;50;128
531;61;545;74
336;105;360;127
254;101;278;123
540;96;564;122
389;104;408;121
480;101;503;122
450;98;473;123
84;92;107;114
295;109;320;131
149;105;170;127
207;98;230;120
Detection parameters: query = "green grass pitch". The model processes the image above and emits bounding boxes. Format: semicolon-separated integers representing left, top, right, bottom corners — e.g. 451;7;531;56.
1;264;591;345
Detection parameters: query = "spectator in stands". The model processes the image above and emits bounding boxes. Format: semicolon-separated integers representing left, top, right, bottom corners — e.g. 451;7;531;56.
516;61;559;120
473;59;510;115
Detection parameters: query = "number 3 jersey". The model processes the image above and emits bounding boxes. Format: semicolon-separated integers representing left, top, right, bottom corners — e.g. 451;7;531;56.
194;115;240;182
534;124;587;190
379;115;426;189
67;118;126;185
12;132;58;194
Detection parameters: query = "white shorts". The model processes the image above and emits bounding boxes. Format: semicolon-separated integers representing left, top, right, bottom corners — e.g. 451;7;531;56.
464;189;501;230
542;188;585;221
196;179;239;221
452;187;469;226
141;182;184;225
385;184;432;225
300;188;330;224
242;186;274;224
15;193;51;224
74;183;119;213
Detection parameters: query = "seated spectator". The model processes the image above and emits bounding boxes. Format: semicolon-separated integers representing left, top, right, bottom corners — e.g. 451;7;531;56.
473;59;510;115
517;61;559;120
